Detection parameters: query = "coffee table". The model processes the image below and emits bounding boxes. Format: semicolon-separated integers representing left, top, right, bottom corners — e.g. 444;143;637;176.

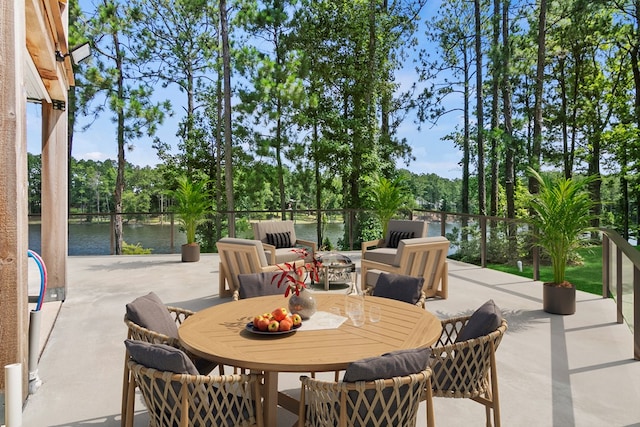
179;294;442;426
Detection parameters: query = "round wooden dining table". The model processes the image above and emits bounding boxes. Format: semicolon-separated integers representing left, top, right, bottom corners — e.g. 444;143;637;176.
179;293;442;427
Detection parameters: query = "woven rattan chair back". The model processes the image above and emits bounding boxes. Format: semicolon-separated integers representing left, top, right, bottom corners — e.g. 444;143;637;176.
428;316;508;427
122;306;194;427
127;359;264;427
299;369;434;427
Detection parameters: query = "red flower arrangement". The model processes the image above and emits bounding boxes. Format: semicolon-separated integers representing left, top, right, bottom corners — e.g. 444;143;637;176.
271;248;322;297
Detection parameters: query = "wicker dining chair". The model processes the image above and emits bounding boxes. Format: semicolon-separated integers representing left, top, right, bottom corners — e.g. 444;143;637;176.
298;369;434;427
427;314;508;427
127;359;264;427
122;294;218;427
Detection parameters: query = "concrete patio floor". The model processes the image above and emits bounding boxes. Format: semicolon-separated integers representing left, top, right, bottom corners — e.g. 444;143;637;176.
18;252;640;426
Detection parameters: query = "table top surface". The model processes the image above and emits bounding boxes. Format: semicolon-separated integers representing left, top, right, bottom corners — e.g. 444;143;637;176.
179;293;442;373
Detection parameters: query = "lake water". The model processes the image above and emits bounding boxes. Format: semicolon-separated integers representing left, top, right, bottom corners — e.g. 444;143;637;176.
28;221;454;255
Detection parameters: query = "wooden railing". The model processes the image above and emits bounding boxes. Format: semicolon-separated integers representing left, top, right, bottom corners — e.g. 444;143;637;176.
29;209;638;359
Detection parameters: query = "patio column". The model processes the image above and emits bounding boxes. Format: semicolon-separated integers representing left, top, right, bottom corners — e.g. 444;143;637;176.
0;0;30;398
41;102;68;301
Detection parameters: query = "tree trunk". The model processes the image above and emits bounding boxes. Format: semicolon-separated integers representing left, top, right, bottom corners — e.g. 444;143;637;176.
220;0;234;236
502;0;516;258
113;30;125;255
462;48;470;216
474;0;486;215
489;0;500;218
530;0;546;194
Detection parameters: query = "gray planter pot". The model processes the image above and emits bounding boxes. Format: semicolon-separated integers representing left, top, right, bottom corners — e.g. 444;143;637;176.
181;243;200;262
542;283;576;315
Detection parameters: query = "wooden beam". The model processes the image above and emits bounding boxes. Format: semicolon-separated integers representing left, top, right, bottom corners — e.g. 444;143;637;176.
0;0;30;398
25;0;71;101
41;102;68;300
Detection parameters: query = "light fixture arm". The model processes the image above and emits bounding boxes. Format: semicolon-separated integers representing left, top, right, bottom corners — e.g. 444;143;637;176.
55;42;92;65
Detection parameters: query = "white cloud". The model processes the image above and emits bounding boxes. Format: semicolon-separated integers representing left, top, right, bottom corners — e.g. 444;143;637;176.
81;151;108;161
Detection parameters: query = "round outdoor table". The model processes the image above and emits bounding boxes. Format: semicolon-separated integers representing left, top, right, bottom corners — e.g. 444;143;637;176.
179;293;442;427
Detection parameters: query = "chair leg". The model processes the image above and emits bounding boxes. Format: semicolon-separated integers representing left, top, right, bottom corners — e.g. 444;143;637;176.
219;262;231;298
489;344;501;427
124;368;136;427
121;352;132;427
424;378;435;427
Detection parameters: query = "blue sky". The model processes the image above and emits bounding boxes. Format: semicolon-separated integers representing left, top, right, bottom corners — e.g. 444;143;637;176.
28;0;462;179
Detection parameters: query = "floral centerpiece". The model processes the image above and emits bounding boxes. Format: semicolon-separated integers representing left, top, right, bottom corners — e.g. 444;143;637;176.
271;248;322;296
271;248;322;319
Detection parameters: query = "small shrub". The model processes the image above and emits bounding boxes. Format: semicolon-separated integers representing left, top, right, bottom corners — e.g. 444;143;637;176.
122;241;153;255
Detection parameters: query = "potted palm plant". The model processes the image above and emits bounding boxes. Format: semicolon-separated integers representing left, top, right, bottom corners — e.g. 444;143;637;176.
527;168;596;314
369;175;409;239
172;175;211;262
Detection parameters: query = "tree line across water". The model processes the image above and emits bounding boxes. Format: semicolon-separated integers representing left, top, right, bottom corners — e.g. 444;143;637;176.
60;0;640;253
27;154;632;254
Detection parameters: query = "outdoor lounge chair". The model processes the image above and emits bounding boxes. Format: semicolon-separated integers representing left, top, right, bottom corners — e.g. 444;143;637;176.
252;220;316;264
427;300;508;427
125;341;264;427
299;363;434;427
361;219;428;263
361;236;450;301
217;237;305;298
121;292;218;427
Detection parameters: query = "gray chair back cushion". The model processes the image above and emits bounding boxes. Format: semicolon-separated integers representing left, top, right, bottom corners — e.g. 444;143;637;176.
126;292;178;338
456;299;503;342
238;272;286;299
252;220;297;244
372;273;424;305
343;347;431;382
384;220;428;245
125;339;198;375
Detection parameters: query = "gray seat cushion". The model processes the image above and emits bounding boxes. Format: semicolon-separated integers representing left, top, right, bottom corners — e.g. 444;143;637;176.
362;248;397;265
372;273;424;305
126;292;178;339
238;272;286;299
274;248;305;264
124;339;199;376
456;299;502;342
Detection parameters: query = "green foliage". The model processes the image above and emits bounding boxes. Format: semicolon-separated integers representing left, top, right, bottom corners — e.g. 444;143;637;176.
171;175;211;244
366;176;410;238
122;241;153;255
527;168;597;284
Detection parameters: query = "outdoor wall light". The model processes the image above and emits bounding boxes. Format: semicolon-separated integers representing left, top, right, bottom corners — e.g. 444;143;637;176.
55;42;91;65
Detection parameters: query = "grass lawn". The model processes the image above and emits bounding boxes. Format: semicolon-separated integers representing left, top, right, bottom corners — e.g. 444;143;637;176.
487;246;603;295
